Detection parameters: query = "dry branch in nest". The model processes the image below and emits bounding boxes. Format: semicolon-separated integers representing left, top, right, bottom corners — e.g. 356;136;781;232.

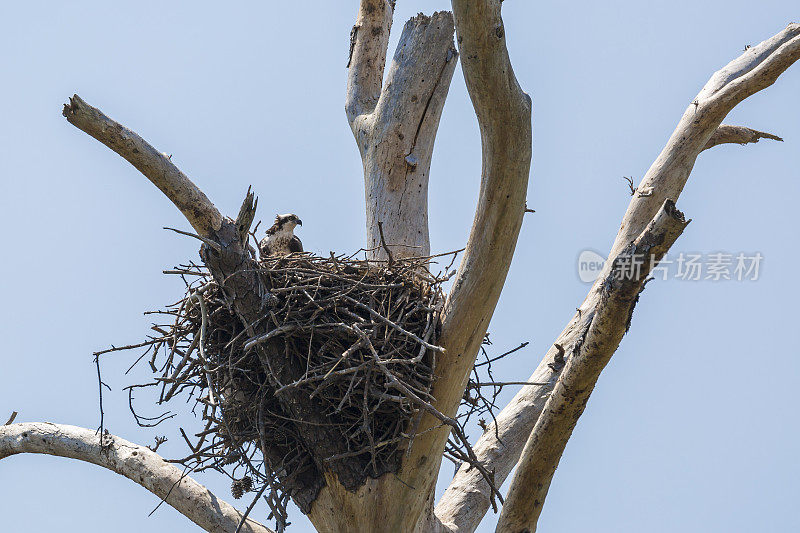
114;250;461;528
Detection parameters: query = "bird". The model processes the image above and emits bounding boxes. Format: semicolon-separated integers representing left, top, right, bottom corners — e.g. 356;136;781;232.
259;213;303;258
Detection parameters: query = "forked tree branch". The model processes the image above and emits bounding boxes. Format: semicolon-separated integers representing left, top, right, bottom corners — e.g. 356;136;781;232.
0;423;272;533
496;200;690;532
63;95;223;239
346;1;458;261
436;23;800;533
313;2;529;530
609;23;799;258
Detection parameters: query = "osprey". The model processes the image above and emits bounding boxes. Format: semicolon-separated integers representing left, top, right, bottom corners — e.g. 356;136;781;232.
259;213;303;258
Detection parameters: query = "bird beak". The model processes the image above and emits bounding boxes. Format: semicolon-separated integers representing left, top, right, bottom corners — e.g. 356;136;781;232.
297;219;303;226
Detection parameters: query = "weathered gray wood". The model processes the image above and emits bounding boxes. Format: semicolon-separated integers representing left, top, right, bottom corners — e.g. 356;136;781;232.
306;5;460;533
345;0;393;125
63;95;223;239
609;23;800;259
393;0;535;530
16;10;796;533
347;5;458;261
0;423;272;533
435;23;800;533
703;124;783;150
496;201;690;532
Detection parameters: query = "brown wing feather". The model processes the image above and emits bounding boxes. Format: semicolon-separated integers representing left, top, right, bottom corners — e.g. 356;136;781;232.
288;236;303;253
258;235;271;258
264;218;281;236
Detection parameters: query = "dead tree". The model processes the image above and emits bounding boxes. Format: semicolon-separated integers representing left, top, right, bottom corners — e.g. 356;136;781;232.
1;1;798;532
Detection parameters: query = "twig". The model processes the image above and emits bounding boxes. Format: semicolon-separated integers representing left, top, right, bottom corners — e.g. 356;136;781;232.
474;341;529;367
94;339;162;357
243;325;297;351
164;227;222;252
322;339;365;380
148;436;168;452
470;381;550;387
341;295;445;353
622;176;636;196
377;221;394;266
94;354;111;440
235;483;269;533
188;288;216;406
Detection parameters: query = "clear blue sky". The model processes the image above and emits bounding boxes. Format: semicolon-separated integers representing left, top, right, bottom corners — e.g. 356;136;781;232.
1;1;798;531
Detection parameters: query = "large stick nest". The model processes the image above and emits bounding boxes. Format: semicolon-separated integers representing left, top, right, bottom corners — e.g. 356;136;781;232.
109;239;518;530
125;251;447;521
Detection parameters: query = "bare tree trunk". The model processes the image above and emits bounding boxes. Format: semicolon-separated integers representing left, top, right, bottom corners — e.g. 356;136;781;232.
301;4;461;531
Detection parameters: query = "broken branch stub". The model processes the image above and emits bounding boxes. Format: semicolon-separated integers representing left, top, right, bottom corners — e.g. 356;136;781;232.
703;124;784;150
349;9;458;261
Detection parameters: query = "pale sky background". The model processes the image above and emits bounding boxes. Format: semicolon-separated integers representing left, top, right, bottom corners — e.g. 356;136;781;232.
1;1;798;532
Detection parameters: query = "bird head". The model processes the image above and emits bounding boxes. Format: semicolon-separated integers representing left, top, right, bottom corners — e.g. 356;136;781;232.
275;213;302;232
